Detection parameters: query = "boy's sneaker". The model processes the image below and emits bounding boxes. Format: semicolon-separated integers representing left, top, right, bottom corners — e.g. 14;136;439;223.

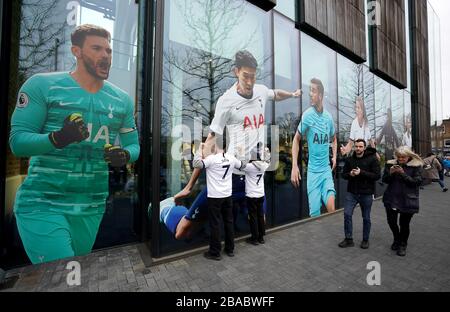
258;238;265;244
203;251;221;261
360;240;369;249
443;188;448;192
338;238;355;248
246;238;259;246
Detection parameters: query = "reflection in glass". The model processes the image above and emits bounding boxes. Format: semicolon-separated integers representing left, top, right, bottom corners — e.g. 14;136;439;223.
5;0;140;266
160;0;272;253
337;56;366;209
337;55;369;157
275;0;296;21
273;13;301;223
402;92;413;149
391;86;405;151
300;33;338;215
375;78;396;162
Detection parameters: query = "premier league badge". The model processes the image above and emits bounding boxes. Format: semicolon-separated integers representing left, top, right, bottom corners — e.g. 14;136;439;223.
17;93;29;108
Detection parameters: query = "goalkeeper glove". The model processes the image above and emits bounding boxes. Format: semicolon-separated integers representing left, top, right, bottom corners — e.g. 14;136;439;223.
104;144;130;168
49;113;90;149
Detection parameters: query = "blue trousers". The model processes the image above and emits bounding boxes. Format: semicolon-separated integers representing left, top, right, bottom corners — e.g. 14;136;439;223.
343;193;373;242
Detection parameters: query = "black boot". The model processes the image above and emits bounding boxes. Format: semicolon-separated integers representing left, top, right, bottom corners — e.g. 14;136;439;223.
397;244;407;257
391;241;400;251
338;238;355;248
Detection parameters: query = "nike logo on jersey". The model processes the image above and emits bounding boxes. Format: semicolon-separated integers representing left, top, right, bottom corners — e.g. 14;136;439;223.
244;114;265;130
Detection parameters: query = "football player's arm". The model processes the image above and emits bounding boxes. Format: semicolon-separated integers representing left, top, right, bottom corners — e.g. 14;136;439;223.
174;133;216;202
340;139;354;156
9;76;56;157
273;89;302;102
234;157;246;171
119;96;140;163
192;143;206;169
332;134;337;171
291;131;302;188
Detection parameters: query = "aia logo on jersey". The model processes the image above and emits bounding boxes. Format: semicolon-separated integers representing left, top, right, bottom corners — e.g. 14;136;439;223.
313;133;329;145
244;114;264;130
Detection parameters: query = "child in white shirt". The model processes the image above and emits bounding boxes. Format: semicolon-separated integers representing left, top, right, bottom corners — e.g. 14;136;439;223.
193;141;245;260
241;145;270;245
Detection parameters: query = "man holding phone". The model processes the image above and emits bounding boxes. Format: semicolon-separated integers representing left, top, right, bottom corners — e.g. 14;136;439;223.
339;139;380;249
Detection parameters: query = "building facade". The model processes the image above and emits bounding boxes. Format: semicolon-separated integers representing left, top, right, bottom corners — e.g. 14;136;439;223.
0;0;432;268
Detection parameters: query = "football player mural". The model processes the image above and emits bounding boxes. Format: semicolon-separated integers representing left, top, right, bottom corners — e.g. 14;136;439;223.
9;24;140;264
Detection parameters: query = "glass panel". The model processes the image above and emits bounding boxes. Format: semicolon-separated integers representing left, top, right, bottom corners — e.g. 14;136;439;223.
275;0;296;21
300;32;338;217
363;66;376;148
363;66;380;193
273;13;301;223
374;77;391;196
159;0;272;254
337;55;365;209
5;0;140;266
428;3;443;153
403;91;413;149
391;86;405;149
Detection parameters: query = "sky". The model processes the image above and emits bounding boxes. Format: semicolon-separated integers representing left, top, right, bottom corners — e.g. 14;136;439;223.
428;0;450;119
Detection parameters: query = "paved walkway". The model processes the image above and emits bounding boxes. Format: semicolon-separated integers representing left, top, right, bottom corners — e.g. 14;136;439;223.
2;182;450;292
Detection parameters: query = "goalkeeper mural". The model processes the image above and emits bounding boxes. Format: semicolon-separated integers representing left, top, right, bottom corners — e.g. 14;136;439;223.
8;24;140;264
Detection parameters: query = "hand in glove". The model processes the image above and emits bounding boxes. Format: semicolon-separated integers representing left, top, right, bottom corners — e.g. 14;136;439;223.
104;144;130;168
49;113;90;149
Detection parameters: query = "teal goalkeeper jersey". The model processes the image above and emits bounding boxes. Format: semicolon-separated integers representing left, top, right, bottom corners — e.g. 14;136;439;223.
9;72;140;215
298;107;335;173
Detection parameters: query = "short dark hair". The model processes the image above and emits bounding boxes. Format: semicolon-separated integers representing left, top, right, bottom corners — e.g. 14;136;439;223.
71;24;111;47
310;78;324;97
355;139;367;147
235;50;258;69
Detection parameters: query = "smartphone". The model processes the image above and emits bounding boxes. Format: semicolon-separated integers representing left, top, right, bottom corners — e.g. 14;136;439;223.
392;165;401;169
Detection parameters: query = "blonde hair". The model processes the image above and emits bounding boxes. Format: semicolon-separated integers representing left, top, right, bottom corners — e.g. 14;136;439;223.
394;146;423;165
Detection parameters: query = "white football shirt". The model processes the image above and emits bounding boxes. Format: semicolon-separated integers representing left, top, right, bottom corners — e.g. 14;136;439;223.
349;118;372;143
241;161;270;198
210;83;275;172
195;153;243;198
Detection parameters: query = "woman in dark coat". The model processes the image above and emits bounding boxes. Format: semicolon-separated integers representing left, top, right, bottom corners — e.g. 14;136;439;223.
382;146;423;257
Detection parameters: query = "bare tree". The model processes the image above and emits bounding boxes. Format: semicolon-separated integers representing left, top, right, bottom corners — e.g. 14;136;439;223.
161;0;268;135
19;0;67;79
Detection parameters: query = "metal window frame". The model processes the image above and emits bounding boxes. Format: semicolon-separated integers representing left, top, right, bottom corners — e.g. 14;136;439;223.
0;0;12;260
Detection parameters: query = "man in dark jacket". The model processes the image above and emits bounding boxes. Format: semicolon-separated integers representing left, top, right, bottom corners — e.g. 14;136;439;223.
339;139;381;249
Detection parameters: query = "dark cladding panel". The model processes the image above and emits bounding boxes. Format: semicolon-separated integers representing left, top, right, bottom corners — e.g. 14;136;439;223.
316;0;327;35
410;0;431;155
297;0;367;64
369;0;407;88
326;0;336;41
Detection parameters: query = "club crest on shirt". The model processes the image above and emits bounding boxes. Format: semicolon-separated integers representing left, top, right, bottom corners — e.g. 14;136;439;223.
108;104;114;119
17;93;29;108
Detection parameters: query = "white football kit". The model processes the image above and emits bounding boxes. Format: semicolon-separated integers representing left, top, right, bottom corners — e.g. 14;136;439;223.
241;161;270;198
194;153;244;198
209;83;274;173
